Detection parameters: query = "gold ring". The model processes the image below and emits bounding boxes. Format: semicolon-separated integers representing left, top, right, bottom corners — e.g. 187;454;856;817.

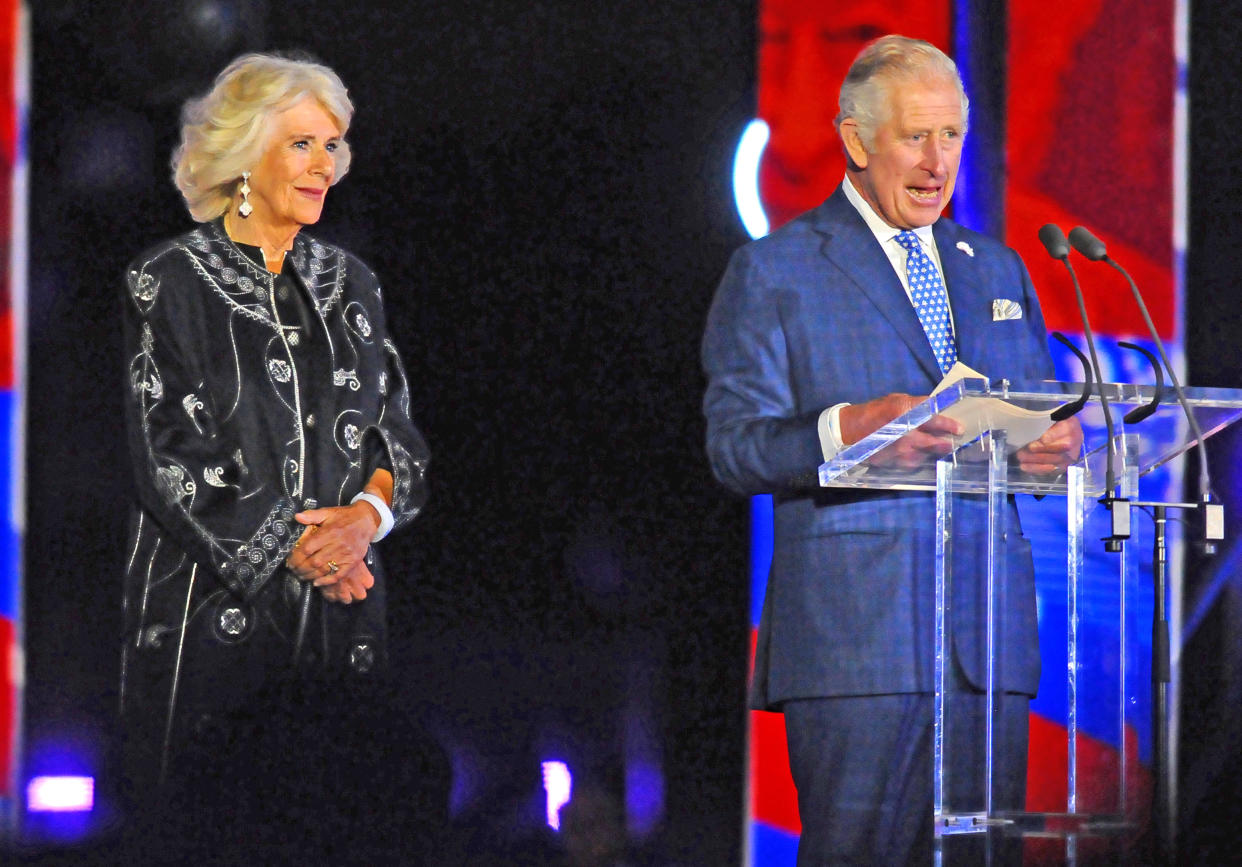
327;560;340;574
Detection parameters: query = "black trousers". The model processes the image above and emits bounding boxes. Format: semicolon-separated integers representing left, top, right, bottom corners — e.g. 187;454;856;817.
782;688;1030;866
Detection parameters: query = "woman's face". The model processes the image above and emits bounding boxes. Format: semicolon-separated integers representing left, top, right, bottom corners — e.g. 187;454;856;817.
247;98;343;232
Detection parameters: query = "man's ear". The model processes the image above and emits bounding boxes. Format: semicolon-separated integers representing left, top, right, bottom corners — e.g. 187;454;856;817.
840;119;869;171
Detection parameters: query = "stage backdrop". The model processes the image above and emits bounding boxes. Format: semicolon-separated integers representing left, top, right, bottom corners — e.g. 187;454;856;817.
0;0;24;836
738;2;1183;862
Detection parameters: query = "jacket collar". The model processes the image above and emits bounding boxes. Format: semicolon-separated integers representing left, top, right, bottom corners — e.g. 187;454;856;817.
806;189;943;383
803;188;993;384
179;221;345;328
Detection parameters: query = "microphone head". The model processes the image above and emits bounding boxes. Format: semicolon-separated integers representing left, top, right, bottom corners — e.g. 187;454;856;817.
1068;226;1108;261
1037;224;1070;259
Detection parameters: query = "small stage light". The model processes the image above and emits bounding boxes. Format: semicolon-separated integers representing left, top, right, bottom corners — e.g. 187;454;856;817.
26;775;94;812
541;760;572;831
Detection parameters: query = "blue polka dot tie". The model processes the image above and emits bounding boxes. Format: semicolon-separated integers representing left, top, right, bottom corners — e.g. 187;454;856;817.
895;230;957;375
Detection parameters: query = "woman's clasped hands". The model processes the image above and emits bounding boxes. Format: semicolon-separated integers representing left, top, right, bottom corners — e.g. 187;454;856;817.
285;502;381;604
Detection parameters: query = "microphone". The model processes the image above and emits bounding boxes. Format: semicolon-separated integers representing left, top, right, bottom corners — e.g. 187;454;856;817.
1038;223;1071;259
1039;223;1119;506
1067;226;1107;261
1067;225;1216;519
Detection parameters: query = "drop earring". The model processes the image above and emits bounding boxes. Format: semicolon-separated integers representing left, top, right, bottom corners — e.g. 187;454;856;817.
238;171;253;217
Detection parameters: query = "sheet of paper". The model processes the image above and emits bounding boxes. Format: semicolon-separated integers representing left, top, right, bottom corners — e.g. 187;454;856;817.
930;362;1053;450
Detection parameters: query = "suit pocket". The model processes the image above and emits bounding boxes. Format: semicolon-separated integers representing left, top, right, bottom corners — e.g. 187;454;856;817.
766;528;935;697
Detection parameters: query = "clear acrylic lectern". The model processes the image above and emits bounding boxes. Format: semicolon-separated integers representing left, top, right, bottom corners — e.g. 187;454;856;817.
818;377;1242;863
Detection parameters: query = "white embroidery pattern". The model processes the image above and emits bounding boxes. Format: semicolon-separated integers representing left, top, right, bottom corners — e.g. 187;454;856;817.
131;271;159;302
182;393;205;434
333;369;360;391
156;465;196;503
133;369;162;400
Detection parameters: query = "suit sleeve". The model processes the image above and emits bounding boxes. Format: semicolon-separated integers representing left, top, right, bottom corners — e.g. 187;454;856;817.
122;254;302;600
702;246;825;497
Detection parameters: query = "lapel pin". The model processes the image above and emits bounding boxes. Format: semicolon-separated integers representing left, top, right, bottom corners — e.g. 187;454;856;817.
956;241;974;257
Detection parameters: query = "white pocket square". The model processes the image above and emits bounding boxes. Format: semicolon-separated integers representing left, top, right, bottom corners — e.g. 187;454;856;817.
992;299;1022;321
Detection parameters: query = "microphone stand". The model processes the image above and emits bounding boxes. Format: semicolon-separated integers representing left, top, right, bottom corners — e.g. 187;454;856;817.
1037;225;1126;548
1068;225;1225;866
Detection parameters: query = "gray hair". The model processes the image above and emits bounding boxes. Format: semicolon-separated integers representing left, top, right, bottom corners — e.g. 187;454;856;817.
172;52;354;221
835;35;969;153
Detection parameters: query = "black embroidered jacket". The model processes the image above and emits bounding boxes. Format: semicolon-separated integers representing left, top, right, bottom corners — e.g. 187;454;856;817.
120;220;428;781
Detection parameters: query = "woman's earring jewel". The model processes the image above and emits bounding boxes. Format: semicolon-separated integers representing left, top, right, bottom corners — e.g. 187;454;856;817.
238;171;253;217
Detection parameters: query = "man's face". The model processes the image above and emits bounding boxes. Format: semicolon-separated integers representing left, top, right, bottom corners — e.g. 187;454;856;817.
841;75;965;230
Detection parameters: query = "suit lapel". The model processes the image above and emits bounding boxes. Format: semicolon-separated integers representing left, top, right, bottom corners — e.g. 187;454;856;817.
809;191;942;384
933;220;992;374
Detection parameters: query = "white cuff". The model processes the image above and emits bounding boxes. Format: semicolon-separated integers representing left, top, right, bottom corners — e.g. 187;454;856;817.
817;402;851;461
351;491;395;543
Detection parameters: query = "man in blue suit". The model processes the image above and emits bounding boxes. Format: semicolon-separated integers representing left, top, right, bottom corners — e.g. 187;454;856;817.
703;35;1080;864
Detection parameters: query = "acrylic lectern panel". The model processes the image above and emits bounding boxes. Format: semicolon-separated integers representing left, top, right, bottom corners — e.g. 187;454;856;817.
816;379;1242;860
818;378;1242;495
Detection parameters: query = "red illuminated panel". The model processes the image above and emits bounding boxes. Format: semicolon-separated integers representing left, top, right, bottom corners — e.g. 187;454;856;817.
1006;0;1175;338
0;0;14;388
1024;713;1153;864
756;0;951;231
0;617;13;795
0;0;20;802
747;630;800;834
750;709;800;834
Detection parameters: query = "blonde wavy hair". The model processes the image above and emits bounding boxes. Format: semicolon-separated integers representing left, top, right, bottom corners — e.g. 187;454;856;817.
172;52;354;222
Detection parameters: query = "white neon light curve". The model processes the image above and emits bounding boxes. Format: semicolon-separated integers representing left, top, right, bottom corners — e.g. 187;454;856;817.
732;119;770;240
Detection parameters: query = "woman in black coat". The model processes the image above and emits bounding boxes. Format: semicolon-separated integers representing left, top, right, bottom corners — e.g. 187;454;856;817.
120;53;429;790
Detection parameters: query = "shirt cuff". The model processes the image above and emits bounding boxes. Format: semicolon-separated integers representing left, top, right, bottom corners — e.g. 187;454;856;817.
817;402;851;461
351;491;395;543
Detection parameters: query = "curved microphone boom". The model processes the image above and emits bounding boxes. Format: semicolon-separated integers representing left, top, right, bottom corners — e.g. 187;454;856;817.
1039;223;1118;499
1067;225;1215;508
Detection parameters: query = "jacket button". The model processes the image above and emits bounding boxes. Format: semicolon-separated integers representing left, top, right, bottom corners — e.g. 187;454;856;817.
219;607;246;635
305;414;315;428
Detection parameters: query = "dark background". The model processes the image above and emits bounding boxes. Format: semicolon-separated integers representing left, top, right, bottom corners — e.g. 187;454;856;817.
1180;0;1242;861
25;0;754;862
18;0;1242;863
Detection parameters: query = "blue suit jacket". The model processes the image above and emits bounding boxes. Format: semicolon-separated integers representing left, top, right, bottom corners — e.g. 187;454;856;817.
702;187;1055;709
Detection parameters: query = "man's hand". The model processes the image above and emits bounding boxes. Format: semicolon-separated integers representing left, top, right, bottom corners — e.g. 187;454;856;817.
1016;417;1083;475
839;393;964;468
